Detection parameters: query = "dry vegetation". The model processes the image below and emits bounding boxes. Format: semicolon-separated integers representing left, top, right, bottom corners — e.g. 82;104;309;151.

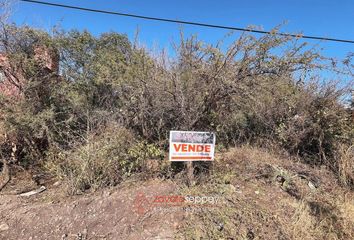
0;13;353;239
177;146;354;239
44;125;163;195
0;24;352;191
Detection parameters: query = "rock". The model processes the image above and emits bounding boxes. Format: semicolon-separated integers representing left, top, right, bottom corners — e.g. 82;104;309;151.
217;222;224;231
53;181;61;187
19;186;46;197
308;181;317;190
255;190;260;195
0;222;9;232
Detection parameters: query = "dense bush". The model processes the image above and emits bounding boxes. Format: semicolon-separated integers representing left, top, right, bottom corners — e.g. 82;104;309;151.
0;24;353;190
45;125;163;194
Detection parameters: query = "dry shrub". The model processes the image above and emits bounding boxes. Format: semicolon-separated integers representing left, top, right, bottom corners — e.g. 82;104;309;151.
0;121;5;143
45;125;163;194
335;144;354;188
290;200;316;239
113;30;353;179
289;196;354;240
338;192;354;239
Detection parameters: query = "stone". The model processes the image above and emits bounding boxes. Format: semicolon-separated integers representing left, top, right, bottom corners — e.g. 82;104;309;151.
53;181;61;187
0;222;9;232
308;181;317;190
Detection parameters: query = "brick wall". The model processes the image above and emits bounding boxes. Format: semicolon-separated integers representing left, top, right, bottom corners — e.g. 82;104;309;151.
0;45;59;98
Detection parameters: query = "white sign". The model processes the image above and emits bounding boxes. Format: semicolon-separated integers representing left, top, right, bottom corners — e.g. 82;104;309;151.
169;131;216;161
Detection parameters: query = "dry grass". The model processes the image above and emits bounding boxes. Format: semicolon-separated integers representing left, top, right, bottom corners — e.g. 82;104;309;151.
0;121;6;143
336;144;354;188
176;145;354;239
336;192;354;239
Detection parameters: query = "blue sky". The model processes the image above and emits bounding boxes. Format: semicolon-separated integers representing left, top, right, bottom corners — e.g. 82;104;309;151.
8;0;354;60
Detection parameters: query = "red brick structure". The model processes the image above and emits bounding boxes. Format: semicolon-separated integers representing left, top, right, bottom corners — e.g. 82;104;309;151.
0;53;24;97
0;45;59;98
33;45;60;73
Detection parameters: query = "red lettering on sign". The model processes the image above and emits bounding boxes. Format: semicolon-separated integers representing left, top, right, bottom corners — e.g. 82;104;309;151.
188;144;196;152
196;145;203;152
173;144;211;153
173;144;182;152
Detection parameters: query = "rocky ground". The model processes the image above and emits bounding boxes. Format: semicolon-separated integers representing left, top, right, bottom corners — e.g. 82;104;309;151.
0;178;184;240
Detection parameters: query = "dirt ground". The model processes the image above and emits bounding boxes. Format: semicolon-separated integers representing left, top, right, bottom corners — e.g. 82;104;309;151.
0;178;184;240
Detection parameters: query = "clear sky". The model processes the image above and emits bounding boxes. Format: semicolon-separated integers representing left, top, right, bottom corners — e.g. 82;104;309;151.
7;0;354;60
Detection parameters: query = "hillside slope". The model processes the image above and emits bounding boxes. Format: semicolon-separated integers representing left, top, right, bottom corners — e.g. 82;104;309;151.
0;146;353;240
